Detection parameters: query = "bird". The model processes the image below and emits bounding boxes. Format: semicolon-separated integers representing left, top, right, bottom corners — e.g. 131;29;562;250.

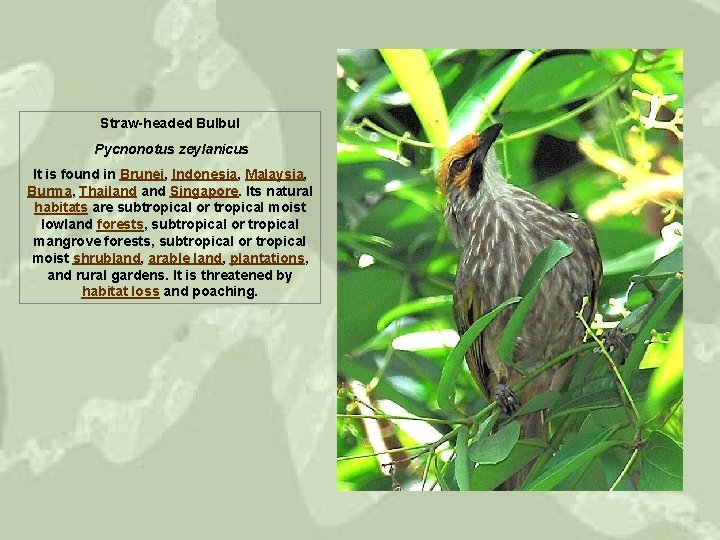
437;123;603;489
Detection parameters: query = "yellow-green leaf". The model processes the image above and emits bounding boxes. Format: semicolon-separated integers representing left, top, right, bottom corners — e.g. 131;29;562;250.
379;49;449;148
645;318;683;420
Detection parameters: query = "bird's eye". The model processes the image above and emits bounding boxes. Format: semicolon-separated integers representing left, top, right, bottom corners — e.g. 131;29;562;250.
450;157;467;175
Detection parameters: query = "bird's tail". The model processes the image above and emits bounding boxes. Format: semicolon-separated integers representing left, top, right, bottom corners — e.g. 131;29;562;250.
498;411;544;491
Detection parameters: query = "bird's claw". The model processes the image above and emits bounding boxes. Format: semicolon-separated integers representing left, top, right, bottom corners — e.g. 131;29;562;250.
495;382;520;416
601;328;632;365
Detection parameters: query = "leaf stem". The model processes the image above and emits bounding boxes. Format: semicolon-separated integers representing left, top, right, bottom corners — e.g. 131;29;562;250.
420;273;455;292
367;274;411;393
337;444;429;461
340;239;405;272
577;306;641;425
433;453;449;491
605;91;629;161
451;49;547;143
642;396;683;430
350;118;437;149
501;77;625;143
345;392;385;415
610;448;639;490
522;414;577;486
468;341;597;424
338;413;465;426
421;448;434;490
517;342;598;393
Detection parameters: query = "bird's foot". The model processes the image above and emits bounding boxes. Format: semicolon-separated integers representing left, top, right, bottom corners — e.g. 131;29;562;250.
494;379;520;416
601;328;632;365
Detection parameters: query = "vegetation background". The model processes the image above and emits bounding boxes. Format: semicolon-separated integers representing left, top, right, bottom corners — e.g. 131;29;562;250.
336;49;683;491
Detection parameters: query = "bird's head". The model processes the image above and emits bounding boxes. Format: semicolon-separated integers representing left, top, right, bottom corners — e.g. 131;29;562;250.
437;123;505;198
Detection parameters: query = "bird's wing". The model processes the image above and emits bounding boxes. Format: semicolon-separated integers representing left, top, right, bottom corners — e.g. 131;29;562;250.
571;216;604;319
453;285;491;401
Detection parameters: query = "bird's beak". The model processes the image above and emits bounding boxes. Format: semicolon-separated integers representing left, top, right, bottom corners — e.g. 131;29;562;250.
472;123;503;167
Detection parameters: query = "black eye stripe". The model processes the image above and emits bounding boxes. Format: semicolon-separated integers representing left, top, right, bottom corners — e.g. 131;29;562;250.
468;161;483;196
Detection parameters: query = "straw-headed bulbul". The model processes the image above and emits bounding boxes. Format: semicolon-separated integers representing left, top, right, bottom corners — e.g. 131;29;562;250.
437;124;603;488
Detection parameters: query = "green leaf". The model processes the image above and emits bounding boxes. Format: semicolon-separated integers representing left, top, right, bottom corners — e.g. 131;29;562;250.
500;108;584;142
592;49;634;74
424;251;458;275
622;276;683;382
337;448;388;487
524;427;623;491
455;425;471;491
379;49;449;147
600;447;636;491
338;267;405;359
639;431;683;490
577;415;634;490
376;295;453;331
633;70;683;111
645;318;683;421
338;357;435;420
389;182;445;219
448;50;542;145
441;458;458;491
468;420;521;464
498;240;574;366
602;241;662;276
555;444;609;490
497;135;538;189
647;49;682;74
470;439;544;490
339;67;397;128
516;239;575;296
437;296;521;412
337;159;418;201
531;177;566;208
356;197;439;254
632;245;683;283
337;140;406;165
354;318;455;358
436;461;453;491
502;54;615;113
337;49;383;80
338;231;393;249
619;246;682;332
473;411;500;442
516;391;560;417
549;370;652;420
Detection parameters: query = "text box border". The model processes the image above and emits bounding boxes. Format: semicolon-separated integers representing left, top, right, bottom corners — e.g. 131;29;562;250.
18;110;322;305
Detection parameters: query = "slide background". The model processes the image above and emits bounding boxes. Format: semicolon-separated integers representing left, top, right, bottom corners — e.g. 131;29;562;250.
0;1;713;538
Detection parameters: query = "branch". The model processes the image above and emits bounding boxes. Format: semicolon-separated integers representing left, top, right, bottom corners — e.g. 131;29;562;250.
337;444;429;462
610;448;640;490
468;341;597;423
338;413;462;426
348;118;437;149
577;299;641;425
501;77;625;143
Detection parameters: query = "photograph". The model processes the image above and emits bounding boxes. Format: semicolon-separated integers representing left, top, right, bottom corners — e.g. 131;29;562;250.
337;48;683;491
